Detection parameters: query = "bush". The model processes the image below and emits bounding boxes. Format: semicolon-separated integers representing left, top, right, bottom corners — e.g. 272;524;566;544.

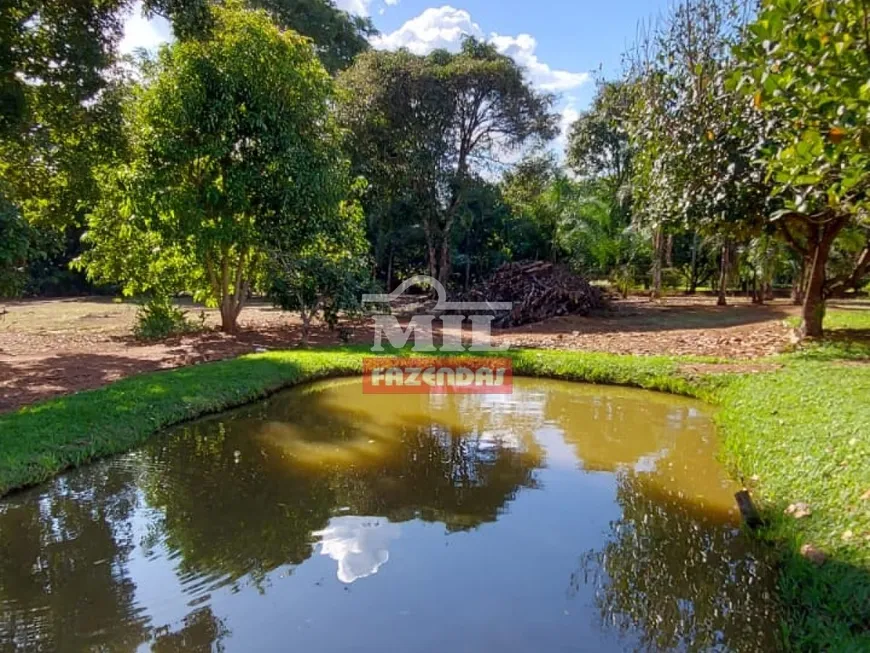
133;298;202;341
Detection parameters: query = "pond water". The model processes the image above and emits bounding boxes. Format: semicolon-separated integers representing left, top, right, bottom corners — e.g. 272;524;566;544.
0;378;780;652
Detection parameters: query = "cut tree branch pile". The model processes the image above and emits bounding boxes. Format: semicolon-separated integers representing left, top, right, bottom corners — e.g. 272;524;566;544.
460;261;605;328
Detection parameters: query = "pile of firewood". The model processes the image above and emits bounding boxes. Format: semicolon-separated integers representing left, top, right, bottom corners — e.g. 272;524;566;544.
458;261;604;328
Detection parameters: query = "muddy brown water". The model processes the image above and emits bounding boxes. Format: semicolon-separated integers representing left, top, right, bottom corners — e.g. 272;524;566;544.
0;378;780;652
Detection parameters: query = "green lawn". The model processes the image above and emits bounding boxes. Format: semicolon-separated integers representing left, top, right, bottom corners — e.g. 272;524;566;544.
1;326;868;649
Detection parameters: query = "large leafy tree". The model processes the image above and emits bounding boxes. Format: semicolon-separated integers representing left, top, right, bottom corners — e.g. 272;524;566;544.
735;0;870;336
624;0;767;302
0;0;132;294
338;38;557;286
79;4;350;332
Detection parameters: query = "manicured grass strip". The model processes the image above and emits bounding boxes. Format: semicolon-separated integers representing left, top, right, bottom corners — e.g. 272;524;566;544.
1;346;868;649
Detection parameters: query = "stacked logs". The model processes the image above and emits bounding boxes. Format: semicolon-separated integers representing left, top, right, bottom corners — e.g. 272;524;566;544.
459;261;604;328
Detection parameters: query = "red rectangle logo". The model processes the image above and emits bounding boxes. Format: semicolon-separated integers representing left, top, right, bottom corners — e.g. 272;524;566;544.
362;357;513;394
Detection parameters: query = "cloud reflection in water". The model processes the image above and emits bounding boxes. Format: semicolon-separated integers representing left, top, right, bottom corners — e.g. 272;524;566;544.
314;516;401;584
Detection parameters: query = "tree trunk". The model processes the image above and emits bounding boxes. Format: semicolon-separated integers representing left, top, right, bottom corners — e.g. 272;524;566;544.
438;237;452;287
751;268;765;304
220;301;237;334
717;243;729;306
688;232;699;294
427;241;437;280
650;227;663;300
300;311;311;347
210;249;251;334
800;217;847;339
464;257;471;291
791;260;806;305
802;249;828;339
386;246;394;293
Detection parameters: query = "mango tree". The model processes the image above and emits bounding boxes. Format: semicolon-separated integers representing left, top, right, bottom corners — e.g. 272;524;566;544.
625;0;768;303
81;5;349;333
736;0;870;336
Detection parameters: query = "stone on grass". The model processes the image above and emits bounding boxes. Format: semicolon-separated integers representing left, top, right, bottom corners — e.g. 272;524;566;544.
800;544;826;566
785;502;812;519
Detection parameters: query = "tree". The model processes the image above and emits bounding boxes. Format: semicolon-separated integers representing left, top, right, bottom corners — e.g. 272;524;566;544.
735;0;870;336
501;154;563;261
567;80;633;195
268;198;373;346
79;4;349;333
624;0;767;302
338;38;557;286
0;0;134;295
146;0;375;73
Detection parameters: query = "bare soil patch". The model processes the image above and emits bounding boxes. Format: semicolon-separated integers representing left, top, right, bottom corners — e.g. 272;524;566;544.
0;296;798;413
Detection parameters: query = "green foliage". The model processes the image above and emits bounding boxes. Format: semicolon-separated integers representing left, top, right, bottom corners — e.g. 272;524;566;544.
0;192;30;297
566;80;633;192
502;150;649;288
80;4;349;333
0;1;133;297
338;38;557;285
146;0;374;72
501;154;563;260
246;0;374;73
268;197;373;342
735;0;869;217
554;179;650;282
626;0;766;239
133;298;204;341
453;178;515;285
0;0;127;138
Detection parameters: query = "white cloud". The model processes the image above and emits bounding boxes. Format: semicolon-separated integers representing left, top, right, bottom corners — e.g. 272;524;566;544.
314;516;401;584
489;33;590;91
385;0;400;5
556;100;580;154
334;0;374;16
120;2;172;54
371;6;483;55
371;6;589;92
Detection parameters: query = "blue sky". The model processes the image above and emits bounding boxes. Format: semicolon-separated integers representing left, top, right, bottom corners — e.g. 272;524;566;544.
121;0;670;147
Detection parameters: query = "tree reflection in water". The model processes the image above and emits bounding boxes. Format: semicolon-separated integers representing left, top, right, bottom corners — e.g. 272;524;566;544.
0;467;230;652
573;470;781;652
0;467;150;650
139;385;544;591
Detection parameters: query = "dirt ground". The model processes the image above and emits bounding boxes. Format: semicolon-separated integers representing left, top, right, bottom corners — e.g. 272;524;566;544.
0;295;800;413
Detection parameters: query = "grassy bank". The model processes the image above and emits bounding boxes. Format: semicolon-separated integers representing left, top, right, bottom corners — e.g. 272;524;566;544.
1;345;868;649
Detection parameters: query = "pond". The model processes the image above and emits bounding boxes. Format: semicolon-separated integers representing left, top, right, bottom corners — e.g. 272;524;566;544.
0;378;780;652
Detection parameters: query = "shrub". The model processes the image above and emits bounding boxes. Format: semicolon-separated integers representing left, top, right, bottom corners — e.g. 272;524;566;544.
133;298;202;341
